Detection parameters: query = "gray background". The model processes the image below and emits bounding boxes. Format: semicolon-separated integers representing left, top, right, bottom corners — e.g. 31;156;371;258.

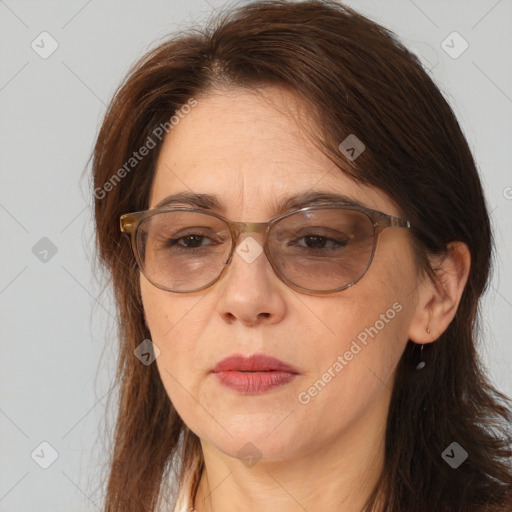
1;0;511;510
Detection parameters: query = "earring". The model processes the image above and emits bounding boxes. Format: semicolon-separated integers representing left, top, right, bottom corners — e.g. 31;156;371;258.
415;344;426;370
426;326;431;334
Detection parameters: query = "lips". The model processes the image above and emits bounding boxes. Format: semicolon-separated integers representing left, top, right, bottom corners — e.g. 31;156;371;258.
212;354;299;374
211;354;300;394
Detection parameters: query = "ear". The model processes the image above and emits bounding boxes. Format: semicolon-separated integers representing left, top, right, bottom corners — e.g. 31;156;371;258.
408;241;471;344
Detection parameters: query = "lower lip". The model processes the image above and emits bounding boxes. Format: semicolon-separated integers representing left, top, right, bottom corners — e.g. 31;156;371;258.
213;370;297;393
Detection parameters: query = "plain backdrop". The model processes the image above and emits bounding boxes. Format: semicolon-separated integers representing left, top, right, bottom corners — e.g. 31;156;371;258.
1;0;511;510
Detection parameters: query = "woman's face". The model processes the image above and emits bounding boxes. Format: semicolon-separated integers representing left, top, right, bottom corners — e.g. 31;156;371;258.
141;86;422;463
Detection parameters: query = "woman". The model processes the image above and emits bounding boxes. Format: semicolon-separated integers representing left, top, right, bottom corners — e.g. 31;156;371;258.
91;1;512;510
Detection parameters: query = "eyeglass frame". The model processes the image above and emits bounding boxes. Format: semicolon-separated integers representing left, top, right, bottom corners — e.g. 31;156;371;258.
119;204;411;296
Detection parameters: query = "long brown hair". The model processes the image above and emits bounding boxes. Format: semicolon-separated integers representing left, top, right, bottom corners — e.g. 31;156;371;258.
91;1;512;510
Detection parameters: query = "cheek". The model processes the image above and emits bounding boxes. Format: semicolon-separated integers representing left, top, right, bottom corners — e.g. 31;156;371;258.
293;305;408;443
140;279;213;405
309;261;415;408
140;280;194;374
140;277;201;343
322;299;407;385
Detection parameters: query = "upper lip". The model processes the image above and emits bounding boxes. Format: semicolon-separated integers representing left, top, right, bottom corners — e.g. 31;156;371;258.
212;354;300;374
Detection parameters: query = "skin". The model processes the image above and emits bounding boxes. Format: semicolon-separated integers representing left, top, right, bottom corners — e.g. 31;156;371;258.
140;86;471;512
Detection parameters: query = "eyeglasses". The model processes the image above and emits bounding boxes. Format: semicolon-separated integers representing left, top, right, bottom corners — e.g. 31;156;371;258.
120;204;411;295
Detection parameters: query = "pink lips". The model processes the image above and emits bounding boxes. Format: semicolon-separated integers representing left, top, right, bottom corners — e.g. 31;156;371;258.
211;354;299;394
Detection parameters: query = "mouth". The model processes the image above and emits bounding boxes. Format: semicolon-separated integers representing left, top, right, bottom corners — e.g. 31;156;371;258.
211;354;299;394
212;353;299;373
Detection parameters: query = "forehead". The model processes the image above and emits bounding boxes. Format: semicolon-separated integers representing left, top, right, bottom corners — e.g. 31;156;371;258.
149;86;400;218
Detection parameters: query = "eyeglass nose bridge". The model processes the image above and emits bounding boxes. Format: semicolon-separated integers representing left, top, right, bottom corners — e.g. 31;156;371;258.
228;220;271;239
223;220;273;266
222;218;294;282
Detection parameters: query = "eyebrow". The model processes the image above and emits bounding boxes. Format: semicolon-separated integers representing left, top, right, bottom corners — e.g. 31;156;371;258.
154;190;368;214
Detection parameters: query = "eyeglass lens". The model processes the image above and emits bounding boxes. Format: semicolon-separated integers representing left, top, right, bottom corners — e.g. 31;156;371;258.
136;209;375;292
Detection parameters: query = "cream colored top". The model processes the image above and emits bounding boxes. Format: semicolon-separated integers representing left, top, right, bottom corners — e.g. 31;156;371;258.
169;463;196;512
155;440;200;512
152;467;193;512
173;478;192;512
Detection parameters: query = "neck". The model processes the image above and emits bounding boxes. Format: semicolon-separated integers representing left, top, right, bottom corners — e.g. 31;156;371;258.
192;396;388;512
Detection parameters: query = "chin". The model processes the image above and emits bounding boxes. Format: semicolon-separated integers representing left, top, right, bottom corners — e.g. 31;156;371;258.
197;421;302;463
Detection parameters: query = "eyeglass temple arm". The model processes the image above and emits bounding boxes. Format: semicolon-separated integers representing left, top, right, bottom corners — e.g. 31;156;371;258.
375;213;411;229
391;217;411;228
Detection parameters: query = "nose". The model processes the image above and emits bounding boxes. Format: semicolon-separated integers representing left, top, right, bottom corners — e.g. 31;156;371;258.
215;234;287;326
